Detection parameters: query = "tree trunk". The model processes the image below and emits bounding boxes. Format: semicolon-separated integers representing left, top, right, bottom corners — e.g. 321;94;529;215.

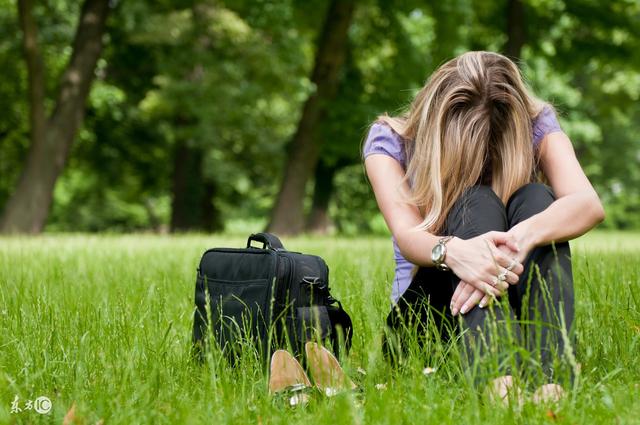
0;0;110;233
169;3;223;234
267;0;355;235
170;141;196;232
170;141;222;233
305;159;340;234
200;180;221;233
505;0;525;60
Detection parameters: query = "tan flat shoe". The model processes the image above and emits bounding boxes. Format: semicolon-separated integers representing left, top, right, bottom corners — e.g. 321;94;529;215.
268;350;312;406
486;375;524;407
304;342;356;397
532;383;565;404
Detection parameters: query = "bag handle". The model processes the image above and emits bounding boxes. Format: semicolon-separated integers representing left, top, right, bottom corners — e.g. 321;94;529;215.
247;232;285;250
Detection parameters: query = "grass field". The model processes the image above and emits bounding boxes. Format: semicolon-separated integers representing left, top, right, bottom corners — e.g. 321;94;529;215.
0;231;639;424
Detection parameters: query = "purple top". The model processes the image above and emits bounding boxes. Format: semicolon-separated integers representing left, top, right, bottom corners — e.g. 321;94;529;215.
363;105;563;302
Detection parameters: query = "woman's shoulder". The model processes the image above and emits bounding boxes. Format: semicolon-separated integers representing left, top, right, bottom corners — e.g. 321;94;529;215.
532;104;563;147
362;121;407;166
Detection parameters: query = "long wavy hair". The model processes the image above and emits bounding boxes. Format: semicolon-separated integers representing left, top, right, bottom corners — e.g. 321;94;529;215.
377;51;546;234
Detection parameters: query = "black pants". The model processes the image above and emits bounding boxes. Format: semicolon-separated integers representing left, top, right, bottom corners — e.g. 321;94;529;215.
385;183;575;382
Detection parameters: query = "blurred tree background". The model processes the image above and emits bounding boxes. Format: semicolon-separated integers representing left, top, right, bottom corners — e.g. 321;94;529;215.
0;0;638;235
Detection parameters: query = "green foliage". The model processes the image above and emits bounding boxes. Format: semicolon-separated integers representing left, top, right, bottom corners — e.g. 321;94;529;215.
331;164;382;235
0;233;639;422
0;2;28;207
49;0;313;231
1;0;639;232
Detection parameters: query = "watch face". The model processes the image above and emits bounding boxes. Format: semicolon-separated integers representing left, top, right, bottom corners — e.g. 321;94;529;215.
432;244;444;262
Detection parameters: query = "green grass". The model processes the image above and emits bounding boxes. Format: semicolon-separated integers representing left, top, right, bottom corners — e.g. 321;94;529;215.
0;231;639;424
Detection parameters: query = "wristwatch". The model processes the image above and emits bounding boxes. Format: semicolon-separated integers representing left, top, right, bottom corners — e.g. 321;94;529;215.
431;235;454;271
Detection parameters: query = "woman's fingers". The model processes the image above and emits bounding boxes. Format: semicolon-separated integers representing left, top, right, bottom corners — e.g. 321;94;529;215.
490;246;524;276
479;294;491;308
504;269;520;285
474;278;503;297
480;233;524;280
451;281;474;316
487;231;520;253
489;274;511;290
488;269;519;286
455;289;495;318
450;282;463;311
453;279;502;316
459;289;486;315
508;260;524;276
445;234;526;307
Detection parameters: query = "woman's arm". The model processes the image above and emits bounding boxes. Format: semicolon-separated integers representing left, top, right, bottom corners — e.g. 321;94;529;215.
364;154;440;266
508;131;605;258
451;131;605;316
365;154;522;297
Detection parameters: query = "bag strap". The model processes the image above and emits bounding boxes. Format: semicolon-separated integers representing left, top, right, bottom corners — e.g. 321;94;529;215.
247;232;285;250
326;303;353;356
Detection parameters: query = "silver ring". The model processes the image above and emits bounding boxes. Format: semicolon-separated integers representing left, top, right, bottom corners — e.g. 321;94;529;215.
506;258;518;271
497;270;508;282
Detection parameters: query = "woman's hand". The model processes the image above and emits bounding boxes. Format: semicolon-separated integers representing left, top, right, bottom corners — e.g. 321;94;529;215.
445;232;523;315
449;240;522;316
450;282;487;315
503;221;536;264
446;232;524;293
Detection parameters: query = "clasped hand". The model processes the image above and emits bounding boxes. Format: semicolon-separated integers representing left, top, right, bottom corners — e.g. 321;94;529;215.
445;232;525;316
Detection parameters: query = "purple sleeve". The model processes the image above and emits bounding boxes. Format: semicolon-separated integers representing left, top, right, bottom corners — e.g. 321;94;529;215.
532;105;563;148
362;122;406;167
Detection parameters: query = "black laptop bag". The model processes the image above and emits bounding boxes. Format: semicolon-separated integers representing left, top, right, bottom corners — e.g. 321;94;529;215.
192;233;352;361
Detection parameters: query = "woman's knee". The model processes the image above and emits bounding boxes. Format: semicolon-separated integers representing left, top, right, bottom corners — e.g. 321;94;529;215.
446;185;507;236
461;185;505;207
506;183;555;226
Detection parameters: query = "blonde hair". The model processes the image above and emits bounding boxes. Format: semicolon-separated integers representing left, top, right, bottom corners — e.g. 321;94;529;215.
377;51;546;234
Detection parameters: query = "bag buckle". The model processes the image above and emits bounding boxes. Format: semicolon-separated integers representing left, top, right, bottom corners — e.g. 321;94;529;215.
302;276;326;289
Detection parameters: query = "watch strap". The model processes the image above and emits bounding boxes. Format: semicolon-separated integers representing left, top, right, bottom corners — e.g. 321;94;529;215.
439;235;454;245
434;235;454;270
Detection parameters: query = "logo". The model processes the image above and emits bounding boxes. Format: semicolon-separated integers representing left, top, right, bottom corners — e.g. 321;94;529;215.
33;396;52;414
10;395;52;415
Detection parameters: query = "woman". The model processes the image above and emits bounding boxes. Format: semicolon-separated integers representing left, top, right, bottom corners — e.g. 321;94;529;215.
363;51;604;402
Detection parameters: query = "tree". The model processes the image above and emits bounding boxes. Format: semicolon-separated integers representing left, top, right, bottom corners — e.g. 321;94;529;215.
1;0;637;233
131;1;308;233
306;1;438;234
304;42;358;234
267;0;356;235
0;0;110;233
306;157;350;233
504;0;525;60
